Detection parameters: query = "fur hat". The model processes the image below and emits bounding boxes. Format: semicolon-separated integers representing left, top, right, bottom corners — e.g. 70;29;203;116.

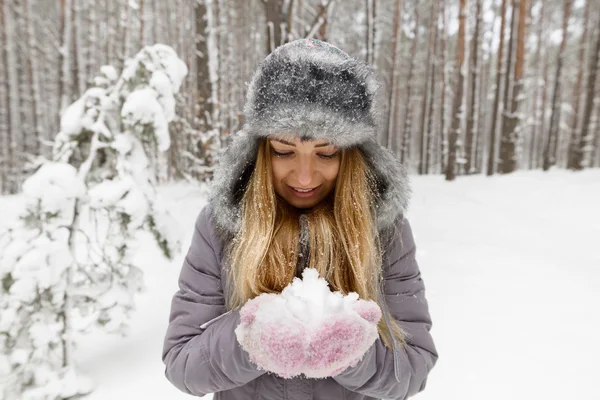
207;38;410;240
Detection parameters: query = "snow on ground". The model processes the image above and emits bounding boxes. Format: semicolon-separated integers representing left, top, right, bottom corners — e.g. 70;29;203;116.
1;169;599;399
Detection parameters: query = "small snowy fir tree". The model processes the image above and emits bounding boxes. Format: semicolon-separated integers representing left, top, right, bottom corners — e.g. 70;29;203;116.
0;44;187;400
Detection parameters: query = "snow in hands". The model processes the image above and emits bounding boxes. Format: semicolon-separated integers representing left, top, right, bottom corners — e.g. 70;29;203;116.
235;268;381;379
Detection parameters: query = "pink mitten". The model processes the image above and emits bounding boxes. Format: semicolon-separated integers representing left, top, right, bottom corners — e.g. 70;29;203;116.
235;294;310;379
304;299;381;379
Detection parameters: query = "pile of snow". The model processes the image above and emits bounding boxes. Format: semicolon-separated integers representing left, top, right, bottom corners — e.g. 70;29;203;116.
265;268;373;327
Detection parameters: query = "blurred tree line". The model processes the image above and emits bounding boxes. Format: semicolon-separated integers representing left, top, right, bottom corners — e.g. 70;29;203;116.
1;0;599;193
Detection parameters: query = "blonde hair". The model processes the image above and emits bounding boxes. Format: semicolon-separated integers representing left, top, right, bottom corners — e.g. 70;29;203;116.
224;138;406;350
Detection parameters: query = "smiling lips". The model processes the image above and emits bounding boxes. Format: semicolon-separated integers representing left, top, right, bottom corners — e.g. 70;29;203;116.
288;185;320;196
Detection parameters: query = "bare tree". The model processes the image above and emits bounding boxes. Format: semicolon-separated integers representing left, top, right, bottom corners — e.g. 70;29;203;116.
500;0;527;173
465;0;482;174
578;13;600;168
445;0;466;181
58;0;73;115
567;0;591;170
23;0;42;156
420;1;439;175
386;0;403;152
487;0;507;175
0;0;9;192
543;0;572;171
400;3;420;165
438;0;448;173
528;0;544;169
264;0;295;53
3;0;20;192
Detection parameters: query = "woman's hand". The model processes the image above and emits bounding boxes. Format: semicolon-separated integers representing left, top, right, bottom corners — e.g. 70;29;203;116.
304;299;381;378
235;294;310;379
234;269;382;379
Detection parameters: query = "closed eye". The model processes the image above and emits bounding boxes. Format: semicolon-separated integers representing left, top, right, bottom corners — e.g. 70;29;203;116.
272;150;293;157
272;150;339;159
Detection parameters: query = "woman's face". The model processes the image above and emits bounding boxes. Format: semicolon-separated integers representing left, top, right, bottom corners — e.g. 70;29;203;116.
269;136;341;209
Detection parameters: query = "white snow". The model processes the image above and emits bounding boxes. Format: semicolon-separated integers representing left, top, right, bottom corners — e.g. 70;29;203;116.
121;88;170;152
21;162;85;219
1;170;599;399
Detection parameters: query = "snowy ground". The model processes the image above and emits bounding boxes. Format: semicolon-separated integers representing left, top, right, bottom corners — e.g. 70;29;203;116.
1;169;599;400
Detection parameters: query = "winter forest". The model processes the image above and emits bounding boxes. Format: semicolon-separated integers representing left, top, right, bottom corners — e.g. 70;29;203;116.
1;0;600;194
1;0;599;399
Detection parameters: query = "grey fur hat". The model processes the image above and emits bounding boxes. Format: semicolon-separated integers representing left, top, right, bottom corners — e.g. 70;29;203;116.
207;38;410;240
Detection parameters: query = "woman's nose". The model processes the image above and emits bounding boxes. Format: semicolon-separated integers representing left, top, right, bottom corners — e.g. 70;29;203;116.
296;159;314;186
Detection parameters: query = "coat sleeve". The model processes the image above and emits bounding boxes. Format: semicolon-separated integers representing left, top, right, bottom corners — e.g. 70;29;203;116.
161;205;266;396
333;216;439;399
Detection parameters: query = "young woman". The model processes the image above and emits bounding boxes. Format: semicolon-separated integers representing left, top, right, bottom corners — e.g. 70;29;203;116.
162;38;438;400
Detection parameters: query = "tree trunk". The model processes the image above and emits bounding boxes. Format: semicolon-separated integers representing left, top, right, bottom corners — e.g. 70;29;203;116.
500;0;527;173
4;0;20;193
22;0;41;157
139;0;145;46
386;0;402;152
73;0;86;97
400;3;420;166
439;0;447;173
423;1;439;175
264;0;291;53
465;0;482;174
543;0;571;171
366;0;374;64
568;0;591;170
59;0;73;116
529;0;544;170
88;0;97;80
445;0;466;181
487;0;507;175
418;1;436;174
498;0;517;173
578;13;600;168
0;0;9;193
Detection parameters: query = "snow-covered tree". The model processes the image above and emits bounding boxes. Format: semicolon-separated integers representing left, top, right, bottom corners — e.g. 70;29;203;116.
0;44;187;400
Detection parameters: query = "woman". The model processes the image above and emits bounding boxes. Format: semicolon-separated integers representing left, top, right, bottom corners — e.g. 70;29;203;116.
162;38;438;400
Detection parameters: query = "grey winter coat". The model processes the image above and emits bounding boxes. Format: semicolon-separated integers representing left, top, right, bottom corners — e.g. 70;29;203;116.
162;38;438;399
161;204;437;399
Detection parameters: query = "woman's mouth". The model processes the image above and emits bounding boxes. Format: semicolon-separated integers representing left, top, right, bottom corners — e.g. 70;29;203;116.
288;185;321;198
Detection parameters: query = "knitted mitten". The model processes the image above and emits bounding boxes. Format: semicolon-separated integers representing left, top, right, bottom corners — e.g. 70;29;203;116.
235;293;310;379
304;298;381;379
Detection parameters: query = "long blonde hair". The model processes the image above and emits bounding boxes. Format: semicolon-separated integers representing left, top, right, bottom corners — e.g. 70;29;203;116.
224;138;406;350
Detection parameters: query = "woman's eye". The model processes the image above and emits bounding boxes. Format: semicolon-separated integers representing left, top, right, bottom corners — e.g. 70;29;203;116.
272;150;338;159
319;152;339;160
